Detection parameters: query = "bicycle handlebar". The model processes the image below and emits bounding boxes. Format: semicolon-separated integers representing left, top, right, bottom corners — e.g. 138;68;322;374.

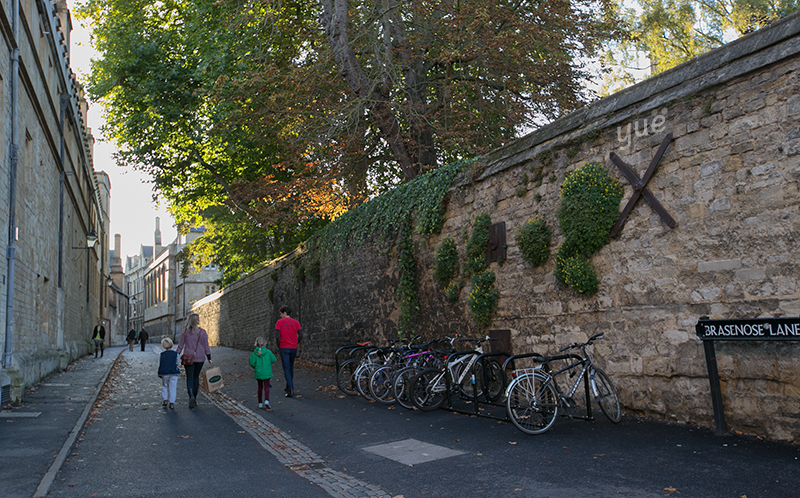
558;332;605;352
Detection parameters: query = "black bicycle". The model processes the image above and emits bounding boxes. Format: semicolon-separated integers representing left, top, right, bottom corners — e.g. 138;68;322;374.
505;333;621;435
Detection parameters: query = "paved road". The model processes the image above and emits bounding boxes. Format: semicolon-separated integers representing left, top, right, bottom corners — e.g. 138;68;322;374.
2;346;798;497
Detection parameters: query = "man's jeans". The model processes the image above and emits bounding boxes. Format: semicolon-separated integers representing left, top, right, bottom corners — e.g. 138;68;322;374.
279;348;297;392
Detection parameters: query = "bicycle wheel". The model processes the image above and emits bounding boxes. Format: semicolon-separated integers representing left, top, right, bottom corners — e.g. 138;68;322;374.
369;365;396;405
475;359;504;402
336;358;360;396
506;372;558;435
355;363;378;400
411;368;447;411
592;367;621;423
393;366;418;409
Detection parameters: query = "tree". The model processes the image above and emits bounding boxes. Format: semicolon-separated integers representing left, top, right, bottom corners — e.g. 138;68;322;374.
600;0;800;94
224;0;624;182
77;0;623;280
76;0;342;275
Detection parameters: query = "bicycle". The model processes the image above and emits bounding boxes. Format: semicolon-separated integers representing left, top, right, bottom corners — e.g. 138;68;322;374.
505;332;621;435
410;337;503;411
369;339;439;405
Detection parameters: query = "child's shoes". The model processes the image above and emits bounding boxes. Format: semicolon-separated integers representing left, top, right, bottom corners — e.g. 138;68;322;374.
258;403;263;409
162;400;168;408
265;402;272;411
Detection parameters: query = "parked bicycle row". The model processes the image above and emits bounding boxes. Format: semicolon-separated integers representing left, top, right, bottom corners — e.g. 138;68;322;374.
335;333;621;435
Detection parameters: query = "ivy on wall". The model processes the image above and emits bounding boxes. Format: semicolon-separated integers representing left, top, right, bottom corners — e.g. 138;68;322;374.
464;212;491;277
316;159;472;256
554;162;622;294
294;159;472;337
434;237;459;288
396;216;419;336
516;217;552;268
464;213;499;327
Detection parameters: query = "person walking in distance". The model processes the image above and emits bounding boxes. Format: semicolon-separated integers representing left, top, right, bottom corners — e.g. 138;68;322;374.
126;329;136;352
91;319;105;358
158;338;180;409
175;313;212;409
275;306;302;397
139;328;149;352
249;337;277;410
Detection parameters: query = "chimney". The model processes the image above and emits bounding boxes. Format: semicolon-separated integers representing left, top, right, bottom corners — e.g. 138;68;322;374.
154;217;162;254
110;233;124;289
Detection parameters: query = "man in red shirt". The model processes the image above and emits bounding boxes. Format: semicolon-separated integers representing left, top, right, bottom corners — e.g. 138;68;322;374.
275;306;303;397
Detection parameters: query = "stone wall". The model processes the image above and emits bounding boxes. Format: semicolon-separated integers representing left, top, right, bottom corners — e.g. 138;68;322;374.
193;13;800;442
0;2;103;401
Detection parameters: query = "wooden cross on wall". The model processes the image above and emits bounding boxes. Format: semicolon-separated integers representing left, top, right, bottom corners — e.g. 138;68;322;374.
609;133;677;239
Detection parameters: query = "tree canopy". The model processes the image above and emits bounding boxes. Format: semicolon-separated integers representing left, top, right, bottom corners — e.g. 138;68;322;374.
76;0;623;284
601;0;799;93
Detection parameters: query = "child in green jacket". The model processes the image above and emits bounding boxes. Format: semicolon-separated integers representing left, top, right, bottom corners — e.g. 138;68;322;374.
249;337;278;410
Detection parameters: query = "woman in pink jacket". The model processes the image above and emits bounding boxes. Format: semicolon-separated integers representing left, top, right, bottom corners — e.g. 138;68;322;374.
175;313;212;409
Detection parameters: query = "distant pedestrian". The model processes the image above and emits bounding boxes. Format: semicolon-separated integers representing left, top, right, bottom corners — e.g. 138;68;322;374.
158;337;180;409
175;313;212;409
249;337;277;410
126;329;136;352
139;328;149;351
275;306;302;397
91;319;105;358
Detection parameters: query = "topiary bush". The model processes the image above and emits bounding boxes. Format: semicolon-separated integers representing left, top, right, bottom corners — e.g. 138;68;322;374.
464;213;491;277
554;162;622;295
553;243;599;295
516;217;552;268
468;271;500;327
557;162;623;255
434;237;459;288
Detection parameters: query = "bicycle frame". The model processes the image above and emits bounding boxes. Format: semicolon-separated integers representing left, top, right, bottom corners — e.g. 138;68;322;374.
539;353;596;421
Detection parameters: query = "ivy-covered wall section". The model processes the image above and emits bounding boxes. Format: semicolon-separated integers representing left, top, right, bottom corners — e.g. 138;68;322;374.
192;16;800;443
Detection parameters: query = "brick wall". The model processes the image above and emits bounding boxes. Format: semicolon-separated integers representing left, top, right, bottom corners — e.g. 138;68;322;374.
194;14;800;441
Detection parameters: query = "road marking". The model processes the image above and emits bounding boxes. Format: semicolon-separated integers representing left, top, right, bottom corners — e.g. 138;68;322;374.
204;390;390;498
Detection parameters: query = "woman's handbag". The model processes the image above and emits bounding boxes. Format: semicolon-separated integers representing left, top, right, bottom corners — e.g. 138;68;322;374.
181;340;200;366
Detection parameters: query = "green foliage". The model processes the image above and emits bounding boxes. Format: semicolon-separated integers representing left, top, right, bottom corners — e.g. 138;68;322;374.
396;217;419;337
600;0;800;94
516;218;552;268
270;271;279;282
468;271;500;328
267;287;274;303
557;162;623;256
555;163;622;294
536;150;553;168
464;213;492;277
307;259;321;283
445;281;462;303
434;238;460;288
316;160;470;257
293;262;306;283
554;245;600;295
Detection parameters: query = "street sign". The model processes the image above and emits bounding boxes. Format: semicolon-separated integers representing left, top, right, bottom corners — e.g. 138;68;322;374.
696;317;800;340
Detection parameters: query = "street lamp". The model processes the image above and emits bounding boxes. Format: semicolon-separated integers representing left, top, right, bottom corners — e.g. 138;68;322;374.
73;228;98;304
73;228;98;250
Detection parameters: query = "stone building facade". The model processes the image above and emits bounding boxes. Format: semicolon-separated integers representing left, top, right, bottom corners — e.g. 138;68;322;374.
0;1;108;402
142;227;221;342
192;14;800;441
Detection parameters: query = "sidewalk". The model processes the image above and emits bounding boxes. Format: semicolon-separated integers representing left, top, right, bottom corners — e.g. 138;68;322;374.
3;345;799;498
0;346;121;498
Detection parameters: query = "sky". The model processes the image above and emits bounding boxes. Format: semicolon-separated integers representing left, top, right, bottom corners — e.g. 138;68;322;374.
69;14;178;261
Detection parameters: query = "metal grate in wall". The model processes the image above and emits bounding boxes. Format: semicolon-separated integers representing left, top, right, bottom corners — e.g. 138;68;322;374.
1;384;9;406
